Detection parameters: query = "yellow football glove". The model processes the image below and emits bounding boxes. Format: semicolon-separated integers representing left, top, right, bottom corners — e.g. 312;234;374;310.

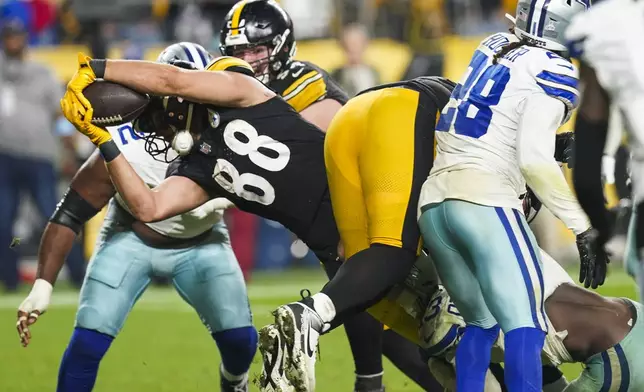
60;91;112;146
67;53;97;111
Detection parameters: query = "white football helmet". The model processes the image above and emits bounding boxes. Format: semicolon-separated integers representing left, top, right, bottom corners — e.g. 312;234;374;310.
506;0;591;52
156;41;213;70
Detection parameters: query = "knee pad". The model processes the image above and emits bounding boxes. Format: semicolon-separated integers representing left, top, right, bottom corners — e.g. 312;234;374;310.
213;326;258;376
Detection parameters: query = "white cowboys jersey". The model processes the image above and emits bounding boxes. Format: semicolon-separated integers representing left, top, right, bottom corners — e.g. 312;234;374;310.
107;124;227;239
420;32;579;211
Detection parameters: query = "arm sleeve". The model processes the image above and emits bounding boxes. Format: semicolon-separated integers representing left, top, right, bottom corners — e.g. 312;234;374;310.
517;93;591;234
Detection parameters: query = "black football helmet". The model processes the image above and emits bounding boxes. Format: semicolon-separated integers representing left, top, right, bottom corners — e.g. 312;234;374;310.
220;0;296;83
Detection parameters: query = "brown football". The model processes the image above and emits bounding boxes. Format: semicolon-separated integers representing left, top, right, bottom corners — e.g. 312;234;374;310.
83;81;150;126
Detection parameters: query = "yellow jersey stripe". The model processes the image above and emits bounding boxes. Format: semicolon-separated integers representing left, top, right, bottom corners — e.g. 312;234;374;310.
230;0;248;36
285;76;326;112
282;71;320;98
207;56;254;75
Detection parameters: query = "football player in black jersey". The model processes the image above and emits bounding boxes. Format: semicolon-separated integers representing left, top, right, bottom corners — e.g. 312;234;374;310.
220;1;439;391
220;0;347;132
59;52;453;391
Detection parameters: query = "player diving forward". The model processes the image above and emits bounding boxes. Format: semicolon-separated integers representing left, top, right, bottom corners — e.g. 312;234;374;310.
261;75;456;392
57;46;456;390
416;0;606;390
16;43;257;392
220;1;442;390
566;0;644;303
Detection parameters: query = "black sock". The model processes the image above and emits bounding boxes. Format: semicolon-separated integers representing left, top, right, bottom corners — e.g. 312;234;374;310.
345;313;384;377
321;244;416;318
322;257;385;380
382;329;444;391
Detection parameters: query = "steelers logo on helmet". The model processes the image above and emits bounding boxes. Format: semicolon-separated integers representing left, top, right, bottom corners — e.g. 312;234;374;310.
220;0;296;83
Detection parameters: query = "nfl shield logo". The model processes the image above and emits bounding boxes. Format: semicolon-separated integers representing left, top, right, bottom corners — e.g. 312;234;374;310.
199;142;212;154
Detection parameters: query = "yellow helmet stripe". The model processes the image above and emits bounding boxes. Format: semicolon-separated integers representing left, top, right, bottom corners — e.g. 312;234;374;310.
230;0;249;36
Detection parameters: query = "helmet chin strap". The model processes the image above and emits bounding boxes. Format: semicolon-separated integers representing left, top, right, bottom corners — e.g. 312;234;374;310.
171;129;194;156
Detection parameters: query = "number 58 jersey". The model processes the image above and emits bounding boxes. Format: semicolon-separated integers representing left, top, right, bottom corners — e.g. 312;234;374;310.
423;33;579;209
167;96;339;263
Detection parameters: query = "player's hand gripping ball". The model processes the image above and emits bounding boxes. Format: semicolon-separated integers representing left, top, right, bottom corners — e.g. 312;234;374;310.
61;53;149;146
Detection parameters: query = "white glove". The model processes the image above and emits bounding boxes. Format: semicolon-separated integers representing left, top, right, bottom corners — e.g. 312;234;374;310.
17;279;53;347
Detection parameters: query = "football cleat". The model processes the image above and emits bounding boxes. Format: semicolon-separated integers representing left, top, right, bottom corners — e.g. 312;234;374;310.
259;325;295;392
273;290;324;392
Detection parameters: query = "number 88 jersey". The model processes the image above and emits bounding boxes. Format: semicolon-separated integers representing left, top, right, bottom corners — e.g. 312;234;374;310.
426;32;579;209
167;95;337;261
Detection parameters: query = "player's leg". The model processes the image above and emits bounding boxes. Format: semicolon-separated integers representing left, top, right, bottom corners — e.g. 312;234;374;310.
429;201;547;392
321;87;433;321
320;88;443;389
266;92;372;391
322;259;386;392
419;203;500;392
57;207;153;392
171;224;257;392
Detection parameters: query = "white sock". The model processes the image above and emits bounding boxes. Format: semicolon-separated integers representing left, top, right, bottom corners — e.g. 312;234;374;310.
220;364;247;383
311;292;336;324
356;371;384;379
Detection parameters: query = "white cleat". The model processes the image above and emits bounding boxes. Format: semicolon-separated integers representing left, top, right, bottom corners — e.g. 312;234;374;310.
273;291;323;392
259;325;295;392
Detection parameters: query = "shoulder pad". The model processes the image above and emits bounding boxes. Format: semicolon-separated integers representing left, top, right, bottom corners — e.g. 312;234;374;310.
206;56;254;77
271;61;328;112
533;51;579;120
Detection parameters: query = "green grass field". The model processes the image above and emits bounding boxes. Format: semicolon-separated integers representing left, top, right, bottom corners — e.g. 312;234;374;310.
0;268;640;392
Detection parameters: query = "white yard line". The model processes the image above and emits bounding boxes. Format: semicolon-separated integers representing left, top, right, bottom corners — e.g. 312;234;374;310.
0;280;326;310
0;271;637;311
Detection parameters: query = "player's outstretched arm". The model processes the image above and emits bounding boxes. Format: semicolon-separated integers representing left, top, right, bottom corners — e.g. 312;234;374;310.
105;154;209;223
572;62;612;239
18;150;113;347
100;59;273;108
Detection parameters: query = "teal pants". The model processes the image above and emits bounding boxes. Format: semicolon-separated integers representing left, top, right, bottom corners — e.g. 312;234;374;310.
75;202;252;337
418;200;547;333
